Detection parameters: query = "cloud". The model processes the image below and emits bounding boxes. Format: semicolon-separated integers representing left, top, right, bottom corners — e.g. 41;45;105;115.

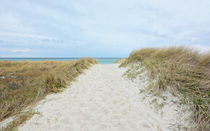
0;0;210;57
11;49;31;53
190;44;210;53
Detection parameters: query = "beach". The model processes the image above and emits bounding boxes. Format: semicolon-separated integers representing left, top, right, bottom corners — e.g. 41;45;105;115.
1;0;210;130
17;64;187;131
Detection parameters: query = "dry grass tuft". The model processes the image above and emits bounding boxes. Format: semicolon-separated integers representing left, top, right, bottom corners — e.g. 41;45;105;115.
1;109;38;131
0;58;97;122
121;46;210;130
114;58;125;64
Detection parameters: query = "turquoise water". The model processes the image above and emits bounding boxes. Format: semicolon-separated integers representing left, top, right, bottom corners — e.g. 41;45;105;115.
0;58;120;64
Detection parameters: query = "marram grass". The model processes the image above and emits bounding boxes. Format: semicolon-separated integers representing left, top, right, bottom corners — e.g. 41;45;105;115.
0;58;97;122
120;46;210;130
114;58;125;64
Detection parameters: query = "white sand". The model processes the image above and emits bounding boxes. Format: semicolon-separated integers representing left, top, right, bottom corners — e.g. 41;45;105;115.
18;64;190;131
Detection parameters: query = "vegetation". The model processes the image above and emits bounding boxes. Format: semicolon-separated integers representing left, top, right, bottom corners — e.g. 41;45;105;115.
0;58;97;122
120;47;210;130
1;109;38;131
114;58;125;64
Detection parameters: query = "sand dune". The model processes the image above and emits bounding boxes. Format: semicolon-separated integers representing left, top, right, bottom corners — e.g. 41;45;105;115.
18;64;190;131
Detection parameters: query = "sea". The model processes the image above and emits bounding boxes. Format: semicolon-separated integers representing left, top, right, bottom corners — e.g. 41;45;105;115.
0;58;120;64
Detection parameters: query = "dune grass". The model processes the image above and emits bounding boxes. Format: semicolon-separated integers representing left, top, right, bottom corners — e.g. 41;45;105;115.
114;58;125;64
1;109;39;131
0;58;97;122
120;47;210;130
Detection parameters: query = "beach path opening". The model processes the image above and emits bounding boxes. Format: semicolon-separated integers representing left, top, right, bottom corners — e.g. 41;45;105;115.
18;64;166;131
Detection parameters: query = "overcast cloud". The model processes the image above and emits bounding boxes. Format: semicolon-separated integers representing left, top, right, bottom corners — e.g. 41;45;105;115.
0;0;210;57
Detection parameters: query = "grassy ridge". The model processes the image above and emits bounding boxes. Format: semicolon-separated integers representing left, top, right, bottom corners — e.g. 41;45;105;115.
114;58;125;64
120;47;210;130
0;58;97;122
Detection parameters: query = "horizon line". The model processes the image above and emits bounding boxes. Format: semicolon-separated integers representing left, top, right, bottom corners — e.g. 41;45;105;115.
0;57;125;59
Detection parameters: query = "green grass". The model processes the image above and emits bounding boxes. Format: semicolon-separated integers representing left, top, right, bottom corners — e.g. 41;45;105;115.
0;58;97;122
120;46;210;130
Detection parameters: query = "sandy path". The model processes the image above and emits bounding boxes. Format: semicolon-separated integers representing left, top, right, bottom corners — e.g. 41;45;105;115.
18;64;167;131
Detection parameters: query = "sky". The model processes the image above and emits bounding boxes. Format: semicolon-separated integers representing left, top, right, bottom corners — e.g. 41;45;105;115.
0;0;210;57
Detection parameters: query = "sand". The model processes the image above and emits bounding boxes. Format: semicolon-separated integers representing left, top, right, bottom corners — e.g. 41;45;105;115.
18;64;191;131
